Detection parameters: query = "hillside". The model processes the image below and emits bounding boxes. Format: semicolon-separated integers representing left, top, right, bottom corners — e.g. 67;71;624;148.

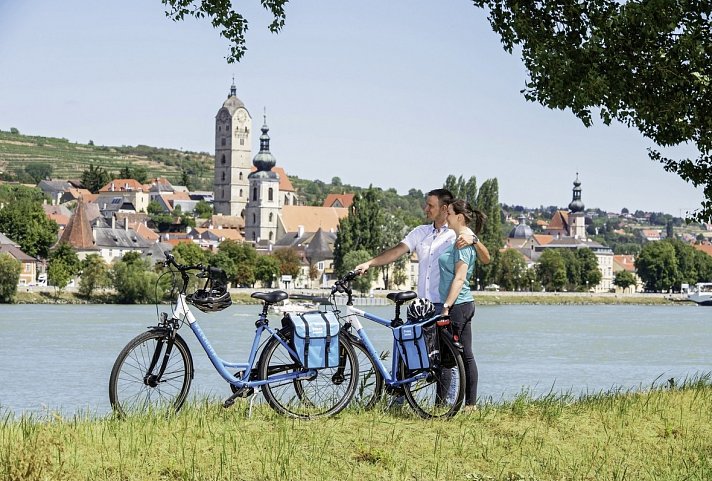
0;129;214;189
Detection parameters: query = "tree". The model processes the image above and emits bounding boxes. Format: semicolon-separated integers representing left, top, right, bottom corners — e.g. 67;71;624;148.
536;249;567;292
78;254;109;298
333;187;385;276
255;255;281;287
475;178;502;287
613;270;638;292
48;260;72;297
272;247;302;278
473;0;712;222
111;252;162;303
172;241;211;267
376;214;407;289
25;163;53;183
164;1;712;221
635;241;680;292
118;165;149;183
194;200;213;218
81;163;110;194
342;250;376;295
0;253;20;303
48;242;81;277
493;248;527;291
576;248;602;291
0;185;59;259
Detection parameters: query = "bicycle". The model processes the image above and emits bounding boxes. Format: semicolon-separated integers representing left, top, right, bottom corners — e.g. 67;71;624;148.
326;271;466;418
108;252;358;419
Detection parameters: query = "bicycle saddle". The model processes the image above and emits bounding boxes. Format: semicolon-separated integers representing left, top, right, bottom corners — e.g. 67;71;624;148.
251;291;289;304
387;291;417;303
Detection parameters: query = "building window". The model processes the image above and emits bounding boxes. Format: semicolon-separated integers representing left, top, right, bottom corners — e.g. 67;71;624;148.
253;187;257;201
284;195;290;206
269;231;274;241
239;189;243;198
221;154;226;164
221;138;226;146
221;172;226;181
25;263;31;272
239;172;243;180
221;188;225;198
252;232;256;241
240;139;244;146
268;188;274;201
318;262;324;270
268;212;273;222
252;213;256;224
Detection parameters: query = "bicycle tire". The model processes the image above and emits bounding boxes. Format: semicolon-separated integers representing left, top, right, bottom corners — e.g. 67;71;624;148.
258;331;358;418
347;337;384;410
401;335;465;418
109;330;193;416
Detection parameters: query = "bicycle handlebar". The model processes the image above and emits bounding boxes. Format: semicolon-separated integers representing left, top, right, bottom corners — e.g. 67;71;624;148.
163;251;206;274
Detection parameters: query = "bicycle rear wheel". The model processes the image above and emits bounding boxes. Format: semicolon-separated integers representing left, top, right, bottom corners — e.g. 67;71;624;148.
258;331;358;418
347;336;384;410
401;335;465;418
109;330;193;416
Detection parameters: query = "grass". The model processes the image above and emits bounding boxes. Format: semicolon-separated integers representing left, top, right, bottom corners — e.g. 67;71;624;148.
2;376;710;481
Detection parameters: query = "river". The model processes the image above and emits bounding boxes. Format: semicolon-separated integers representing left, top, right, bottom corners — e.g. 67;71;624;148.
0;303;710;417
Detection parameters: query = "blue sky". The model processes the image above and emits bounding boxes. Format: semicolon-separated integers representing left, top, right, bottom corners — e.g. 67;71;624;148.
0;0;703;216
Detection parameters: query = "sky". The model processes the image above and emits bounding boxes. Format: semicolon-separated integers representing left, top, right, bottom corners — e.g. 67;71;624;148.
0;0;704;216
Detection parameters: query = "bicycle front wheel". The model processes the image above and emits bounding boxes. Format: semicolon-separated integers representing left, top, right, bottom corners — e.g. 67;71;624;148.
258;331;358;418
401;335;465;418
109;330;193;416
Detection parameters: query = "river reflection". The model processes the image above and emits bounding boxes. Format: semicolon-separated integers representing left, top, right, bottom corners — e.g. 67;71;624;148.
0;303;710;416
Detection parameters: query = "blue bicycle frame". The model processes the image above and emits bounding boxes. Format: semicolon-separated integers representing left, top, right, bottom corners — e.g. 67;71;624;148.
337;304;432;386
173;293;316;390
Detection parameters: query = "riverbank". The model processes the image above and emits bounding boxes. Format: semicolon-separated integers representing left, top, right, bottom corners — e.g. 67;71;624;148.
12;288;692;306
2;378;710;481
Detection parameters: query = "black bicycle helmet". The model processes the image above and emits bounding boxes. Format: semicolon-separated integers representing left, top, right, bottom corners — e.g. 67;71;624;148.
407;297;435;322
187;267;232;313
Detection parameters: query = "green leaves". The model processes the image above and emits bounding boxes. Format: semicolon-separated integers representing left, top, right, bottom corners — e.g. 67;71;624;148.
474;0;712;221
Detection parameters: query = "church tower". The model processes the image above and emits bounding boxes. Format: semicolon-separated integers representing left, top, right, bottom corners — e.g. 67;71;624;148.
213;81;252;217
568;173;586;239
245;113;281;244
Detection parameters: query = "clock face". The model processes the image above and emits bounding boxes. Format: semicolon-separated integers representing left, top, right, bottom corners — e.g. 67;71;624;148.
218;110;229;122
237;110;247;123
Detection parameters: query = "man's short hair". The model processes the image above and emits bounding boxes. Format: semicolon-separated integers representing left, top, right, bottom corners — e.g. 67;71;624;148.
426;188;454;206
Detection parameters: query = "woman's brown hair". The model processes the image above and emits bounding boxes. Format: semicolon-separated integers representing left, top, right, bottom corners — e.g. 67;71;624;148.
450;199;487;234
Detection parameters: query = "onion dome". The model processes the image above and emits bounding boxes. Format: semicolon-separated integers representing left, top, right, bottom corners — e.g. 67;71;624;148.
568;173;585;213
249;111;279;180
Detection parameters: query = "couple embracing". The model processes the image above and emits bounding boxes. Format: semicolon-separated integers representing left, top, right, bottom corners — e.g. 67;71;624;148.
355;189;490;410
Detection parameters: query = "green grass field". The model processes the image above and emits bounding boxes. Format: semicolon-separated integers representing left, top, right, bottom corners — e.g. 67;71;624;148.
2;377;710;481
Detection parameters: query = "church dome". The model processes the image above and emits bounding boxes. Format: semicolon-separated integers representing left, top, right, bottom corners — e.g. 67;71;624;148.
508;214;533;239
222;96;245;116
252;115;277;173
568;174;585;213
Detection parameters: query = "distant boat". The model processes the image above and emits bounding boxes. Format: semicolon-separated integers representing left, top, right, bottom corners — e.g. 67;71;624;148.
687;282;712;306
269;299;318;315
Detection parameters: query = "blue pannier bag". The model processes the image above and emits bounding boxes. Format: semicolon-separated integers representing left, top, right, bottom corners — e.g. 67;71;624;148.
394;322;436;371
290;311;340;369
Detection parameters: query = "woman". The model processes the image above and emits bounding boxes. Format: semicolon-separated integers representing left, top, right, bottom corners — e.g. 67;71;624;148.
438;199;490;411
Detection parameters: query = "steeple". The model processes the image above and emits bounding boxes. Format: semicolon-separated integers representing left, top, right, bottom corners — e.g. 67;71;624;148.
252;109;277;173
229;75;237;98
568;173;585;213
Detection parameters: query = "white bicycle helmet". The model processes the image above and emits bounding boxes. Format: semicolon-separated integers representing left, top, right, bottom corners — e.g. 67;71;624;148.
407;298;435;322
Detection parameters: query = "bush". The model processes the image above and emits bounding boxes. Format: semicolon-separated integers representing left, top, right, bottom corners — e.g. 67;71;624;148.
111;252;162;304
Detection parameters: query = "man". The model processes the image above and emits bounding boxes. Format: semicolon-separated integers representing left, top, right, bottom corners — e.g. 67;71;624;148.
355;188;474;310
